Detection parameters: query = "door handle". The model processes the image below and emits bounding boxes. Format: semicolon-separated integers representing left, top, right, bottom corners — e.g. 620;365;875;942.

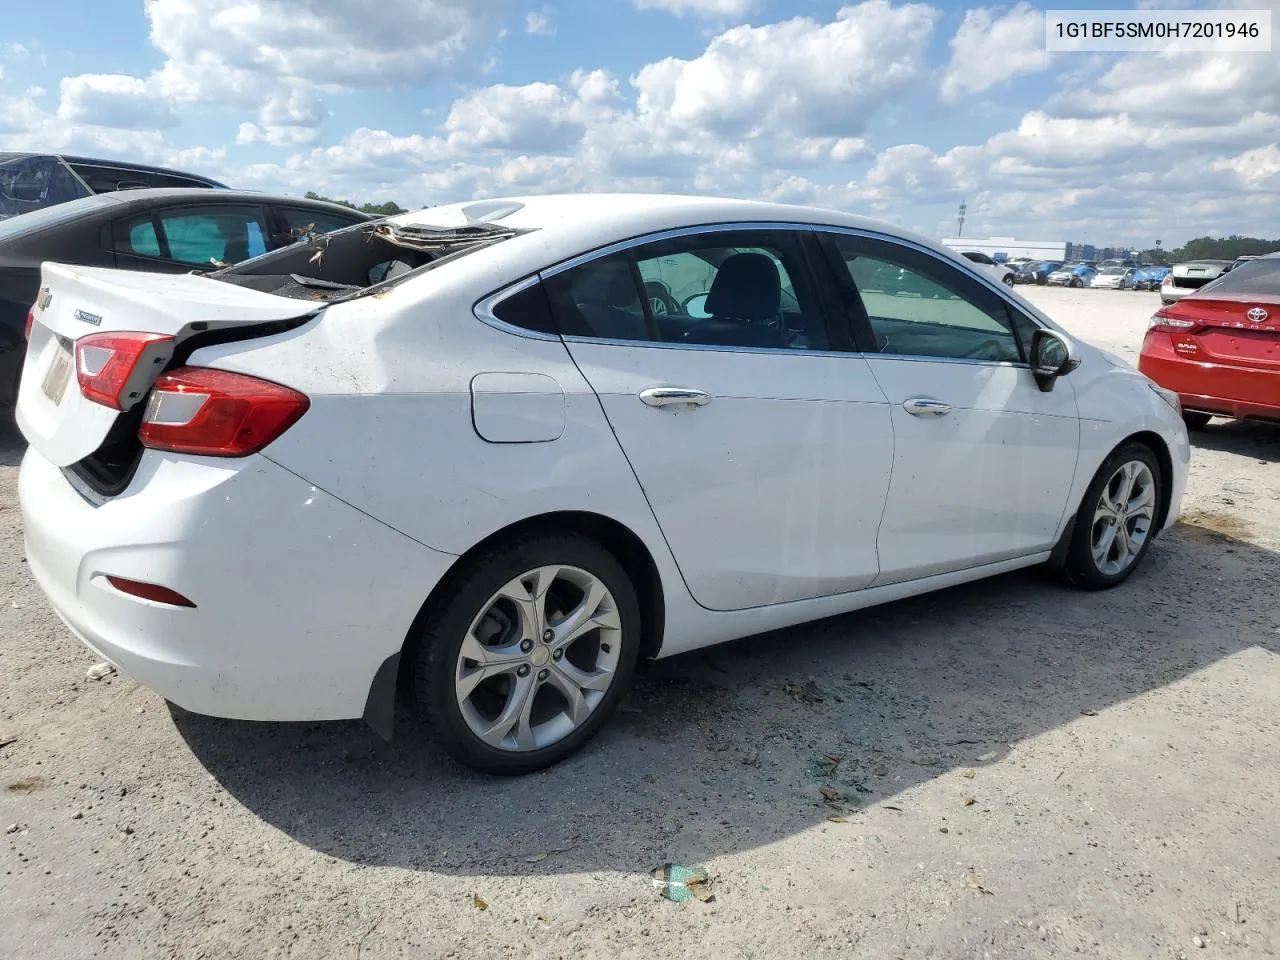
639;386;713;408
903;397;952;417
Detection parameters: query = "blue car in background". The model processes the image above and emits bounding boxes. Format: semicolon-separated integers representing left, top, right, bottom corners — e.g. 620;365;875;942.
1046;263;1098;287
1130;266;1171;290
1014;260;1063;285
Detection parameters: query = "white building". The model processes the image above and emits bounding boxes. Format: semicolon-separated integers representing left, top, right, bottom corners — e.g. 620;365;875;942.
941;237;1067;262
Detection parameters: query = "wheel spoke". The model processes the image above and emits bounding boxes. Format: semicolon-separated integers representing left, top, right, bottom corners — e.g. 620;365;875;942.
1125;482;1155;520
1092;519;1118;566
545;668;593;726
551;577;619;649
553;658;614;693
496;567;559;641
477;673;538;749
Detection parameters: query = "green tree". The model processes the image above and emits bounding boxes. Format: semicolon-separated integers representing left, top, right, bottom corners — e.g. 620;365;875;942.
304;191;407;216
1139;235;1280;264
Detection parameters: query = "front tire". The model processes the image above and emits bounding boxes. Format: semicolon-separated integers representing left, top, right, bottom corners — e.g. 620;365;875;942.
1064;443;1163;589
410;531;641;775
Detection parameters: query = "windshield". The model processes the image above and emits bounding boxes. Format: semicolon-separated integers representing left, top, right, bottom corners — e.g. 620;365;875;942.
0;155;92;220
1099;267;1124;275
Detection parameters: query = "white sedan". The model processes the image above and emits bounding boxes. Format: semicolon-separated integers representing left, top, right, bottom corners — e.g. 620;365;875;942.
18;195;1189;774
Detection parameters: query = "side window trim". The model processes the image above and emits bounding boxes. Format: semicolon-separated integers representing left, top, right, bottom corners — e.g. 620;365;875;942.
816;227;1044;367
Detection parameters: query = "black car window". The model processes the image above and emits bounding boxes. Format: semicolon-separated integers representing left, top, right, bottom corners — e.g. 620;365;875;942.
543;254;651;342
113;205;270;267
829;233;1025;363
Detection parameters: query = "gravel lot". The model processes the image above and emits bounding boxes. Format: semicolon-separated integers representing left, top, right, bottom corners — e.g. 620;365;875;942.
2;285;1278;960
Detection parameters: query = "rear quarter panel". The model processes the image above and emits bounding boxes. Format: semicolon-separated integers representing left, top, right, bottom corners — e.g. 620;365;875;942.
187;254;693;613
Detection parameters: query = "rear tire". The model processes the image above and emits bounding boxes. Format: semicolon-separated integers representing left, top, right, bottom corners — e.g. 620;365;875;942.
410;531;641;775
1182;411;1212;430
1064;442;1163;590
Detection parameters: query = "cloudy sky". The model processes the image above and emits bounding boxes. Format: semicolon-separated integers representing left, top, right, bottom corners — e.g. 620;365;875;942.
1;0;1276;246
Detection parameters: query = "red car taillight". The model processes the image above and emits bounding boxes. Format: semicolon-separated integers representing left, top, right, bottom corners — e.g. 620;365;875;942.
24;306;35;342
139;366;310;457
1148;309;1199;333
76;332;175;409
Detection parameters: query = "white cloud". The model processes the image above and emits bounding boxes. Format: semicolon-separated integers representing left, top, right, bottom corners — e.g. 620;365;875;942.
1213;143;1280;190
633;0;758;18
525;7;556;35
56;74;178;130
939;3;1052;102
633;2;938;140
24;86;46;98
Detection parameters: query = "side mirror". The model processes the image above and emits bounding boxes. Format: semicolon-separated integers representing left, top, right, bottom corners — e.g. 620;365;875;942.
1030;329;1079;392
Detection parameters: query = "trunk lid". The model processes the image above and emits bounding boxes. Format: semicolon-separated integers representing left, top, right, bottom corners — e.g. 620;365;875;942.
18;262;313;467
1166;294;1280;369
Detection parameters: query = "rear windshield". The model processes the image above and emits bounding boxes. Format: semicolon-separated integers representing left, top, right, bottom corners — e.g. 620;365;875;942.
212;219;525;302
1197;258;1280;297
0;155;93;220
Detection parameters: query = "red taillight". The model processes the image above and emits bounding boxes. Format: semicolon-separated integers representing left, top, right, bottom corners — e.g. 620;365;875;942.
1148;308;1199;333
139;366;309;457
24;306;35;342
1161;273;1173;287
75;331;175;410
105;576;196;608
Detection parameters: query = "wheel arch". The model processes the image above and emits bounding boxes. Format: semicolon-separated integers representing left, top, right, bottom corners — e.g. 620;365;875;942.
393;510;667;699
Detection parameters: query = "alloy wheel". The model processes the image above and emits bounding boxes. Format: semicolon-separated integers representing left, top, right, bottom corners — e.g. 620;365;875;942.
1090;460;1156;576
455;565;622;752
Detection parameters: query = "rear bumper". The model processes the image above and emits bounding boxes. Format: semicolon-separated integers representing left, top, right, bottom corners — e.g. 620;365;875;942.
20;448;456;721
1139;334;1280;423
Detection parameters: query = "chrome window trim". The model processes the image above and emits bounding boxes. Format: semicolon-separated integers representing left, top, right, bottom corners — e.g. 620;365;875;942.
472;219;1049;369
473;273;561;342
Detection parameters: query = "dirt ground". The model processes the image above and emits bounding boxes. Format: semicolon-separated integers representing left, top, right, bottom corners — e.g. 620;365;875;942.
2;285;1278;960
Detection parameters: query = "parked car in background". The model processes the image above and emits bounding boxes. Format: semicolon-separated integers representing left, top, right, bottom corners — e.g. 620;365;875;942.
1141;252;1280;428
959;250;1016;286
1160;259;1233;305
0;152;225;220
1223;255;1259;273
16;193;1188;774
1016;260;1062;285
1097;258;1138;271
1047;263;1097;287
1091;266;1139;290
0;188;371;406
1131;266;1171;291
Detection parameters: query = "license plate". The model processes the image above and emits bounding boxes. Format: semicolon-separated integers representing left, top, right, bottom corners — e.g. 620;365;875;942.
41;342;73;405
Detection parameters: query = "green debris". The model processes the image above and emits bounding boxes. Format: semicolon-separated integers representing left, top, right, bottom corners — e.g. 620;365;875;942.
651;863;714;903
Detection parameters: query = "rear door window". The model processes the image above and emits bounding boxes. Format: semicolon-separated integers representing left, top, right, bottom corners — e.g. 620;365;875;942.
112;205;271;267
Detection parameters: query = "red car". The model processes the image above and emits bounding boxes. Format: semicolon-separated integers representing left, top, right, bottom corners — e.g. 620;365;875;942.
1139;253;1280;429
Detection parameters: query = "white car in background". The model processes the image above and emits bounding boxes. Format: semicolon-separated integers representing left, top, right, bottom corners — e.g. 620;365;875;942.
1090;266;1138;290
18;194;1189;774
958;250;1016;286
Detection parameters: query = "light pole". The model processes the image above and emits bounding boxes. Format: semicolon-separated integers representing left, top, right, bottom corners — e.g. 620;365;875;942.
957;202;967;238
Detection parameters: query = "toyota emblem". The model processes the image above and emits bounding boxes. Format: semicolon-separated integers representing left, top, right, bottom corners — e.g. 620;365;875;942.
1246;307;1269;323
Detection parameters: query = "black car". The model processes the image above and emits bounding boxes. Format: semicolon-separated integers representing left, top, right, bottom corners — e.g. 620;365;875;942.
1014;260;1063;285
0;188;373;405
0;152;226;221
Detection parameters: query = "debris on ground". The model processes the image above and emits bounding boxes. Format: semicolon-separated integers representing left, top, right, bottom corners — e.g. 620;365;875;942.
472;894;488;911
1193;935;1206;948
965;873;993;895
975;751;999;762
819;787;843;803
882;805;903;812
784;679;826;704
826;814;848;824
808;754;843;778
963;797;976;807
5;823;21;834
0;736;17;750
520;846;572;863
651;863;714;903
1081;709;1099;717
86;663;116;681
961;769;975;779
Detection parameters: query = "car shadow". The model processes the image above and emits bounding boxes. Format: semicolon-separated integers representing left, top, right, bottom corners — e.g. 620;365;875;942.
1192;418;1280;463
171;520;1279;877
